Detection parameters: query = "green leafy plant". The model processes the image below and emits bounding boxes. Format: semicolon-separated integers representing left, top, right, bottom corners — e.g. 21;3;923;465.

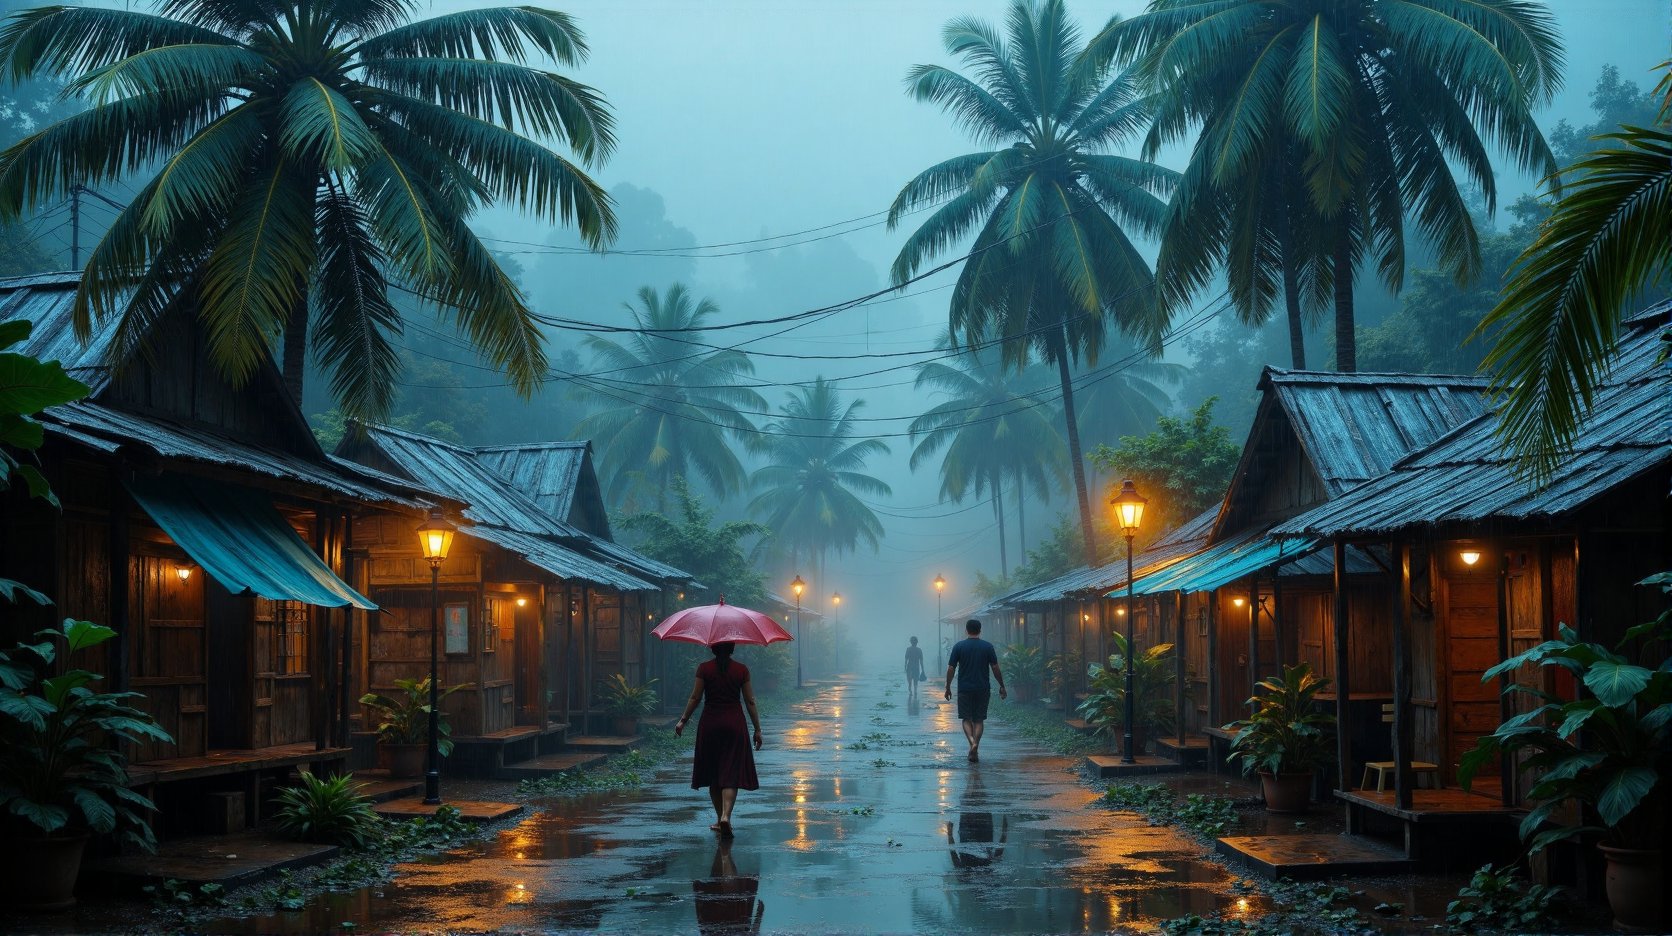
1046;648;1084;701
272;772;379;848
359;677;467;753
1224;663;1334;776
1099;782;1237;841
1445;863;1565;932
0;320;90;605
1000;643;1044;699
1077;633;1180;738
0;618;172;848
144;878;225;909
597;673;659;719
1459;580;1672;852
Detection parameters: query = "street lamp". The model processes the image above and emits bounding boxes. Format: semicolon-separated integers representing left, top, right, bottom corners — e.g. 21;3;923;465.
933;574;946;668
832;591;842;672
791;575;805;689
1110;480;1146;764
415;510;456;804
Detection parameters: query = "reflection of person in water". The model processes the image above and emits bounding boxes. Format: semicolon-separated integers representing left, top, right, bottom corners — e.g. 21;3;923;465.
946;811;1008;868
693;838;765;934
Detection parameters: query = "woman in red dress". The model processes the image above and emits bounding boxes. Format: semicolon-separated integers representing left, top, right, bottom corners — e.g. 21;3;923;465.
674;642;762;838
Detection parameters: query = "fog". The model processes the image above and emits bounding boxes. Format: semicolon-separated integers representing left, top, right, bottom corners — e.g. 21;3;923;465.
316;1;1672;671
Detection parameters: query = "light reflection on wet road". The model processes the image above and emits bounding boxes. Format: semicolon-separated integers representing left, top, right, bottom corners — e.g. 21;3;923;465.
218;674;1258;933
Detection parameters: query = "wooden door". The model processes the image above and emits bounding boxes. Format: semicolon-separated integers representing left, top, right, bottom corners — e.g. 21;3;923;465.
1443;577;1500;782
132;555;207;760
515;593;545;726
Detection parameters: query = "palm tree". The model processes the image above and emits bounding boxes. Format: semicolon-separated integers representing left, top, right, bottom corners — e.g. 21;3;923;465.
1477;63;1671;481
571;284;765;508
888;0;1178;563
1073;358;1178;448
1098;0;1564;372
750;379;891;589
909;339;1067;576
0;0;616;418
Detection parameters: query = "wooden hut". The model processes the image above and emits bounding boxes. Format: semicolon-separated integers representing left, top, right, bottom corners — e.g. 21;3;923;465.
336;425;689;768
1272;305;1670;859
0;273;430;836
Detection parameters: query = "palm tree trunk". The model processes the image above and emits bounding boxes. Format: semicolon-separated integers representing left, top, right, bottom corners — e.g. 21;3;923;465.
1052;332;1097;564
1332;227;1356;373
282;298;307;407
1016;470;1027;555
1281;244;1307;370
993;483;1009;577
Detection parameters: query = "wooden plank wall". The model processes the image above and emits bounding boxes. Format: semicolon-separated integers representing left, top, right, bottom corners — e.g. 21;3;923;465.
131;553;207;760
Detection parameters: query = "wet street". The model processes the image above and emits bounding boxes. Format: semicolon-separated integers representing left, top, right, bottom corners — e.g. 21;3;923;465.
217;672;1256;934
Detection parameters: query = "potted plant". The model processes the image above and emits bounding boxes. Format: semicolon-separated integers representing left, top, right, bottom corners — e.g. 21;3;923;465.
0;619;173;910
1077;633;1179;753
359;677;466;778
999;643;1043;704
598;673;659;735
1224;663;1334;813
1460;582;1672;933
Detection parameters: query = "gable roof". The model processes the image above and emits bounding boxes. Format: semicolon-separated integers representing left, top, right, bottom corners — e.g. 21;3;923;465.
475;441;611;538
0;272;120;391
1273;306;1671;538
1213;367;1490;539
340;422;693;589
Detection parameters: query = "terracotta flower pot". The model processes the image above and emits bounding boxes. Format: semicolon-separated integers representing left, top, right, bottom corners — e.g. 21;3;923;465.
0;833;88;911
1259;771;1312;813
609;715;640;736
379;742;427;779
1599;844;1665;932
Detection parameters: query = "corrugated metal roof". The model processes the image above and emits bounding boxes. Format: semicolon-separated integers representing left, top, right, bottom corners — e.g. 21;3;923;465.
41;402;427;508
466;525;654;591
1273;309;1671;538
0;272;117;391
1121;531;1321;597
1263;368;1491;495
351;423;585;538
1004;506;1221;605
579;535;694;585
475;442;590;527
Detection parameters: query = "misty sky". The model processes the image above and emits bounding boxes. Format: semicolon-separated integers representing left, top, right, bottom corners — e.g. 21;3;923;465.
457;0;1670;657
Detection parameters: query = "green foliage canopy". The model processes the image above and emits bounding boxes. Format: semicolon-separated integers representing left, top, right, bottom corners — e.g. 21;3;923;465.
1086;397;1238;540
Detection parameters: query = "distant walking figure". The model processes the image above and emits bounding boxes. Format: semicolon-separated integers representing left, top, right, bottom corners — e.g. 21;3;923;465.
944;619;1006;762
904;637;926;696
676;642;763;838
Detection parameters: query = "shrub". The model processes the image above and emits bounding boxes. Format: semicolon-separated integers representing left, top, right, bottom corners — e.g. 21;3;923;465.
1446;863;1565;932
272;772;378;848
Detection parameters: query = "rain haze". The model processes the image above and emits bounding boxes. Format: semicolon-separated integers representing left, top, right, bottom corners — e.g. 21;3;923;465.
449;0;1669;671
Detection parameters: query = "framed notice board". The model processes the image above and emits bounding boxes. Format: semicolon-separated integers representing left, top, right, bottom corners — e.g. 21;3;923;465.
444;603;470;654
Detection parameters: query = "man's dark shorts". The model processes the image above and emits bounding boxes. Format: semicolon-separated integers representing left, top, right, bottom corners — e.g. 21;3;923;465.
957;690;991;722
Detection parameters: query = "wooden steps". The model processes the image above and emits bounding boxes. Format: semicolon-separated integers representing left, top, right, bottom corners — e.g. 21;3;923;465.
88;831;339;893
1154;735;1211;767
1216;834;1415;880
1084;754;1181;778
565;734;641;752
496;751;607;781
372;798;523;823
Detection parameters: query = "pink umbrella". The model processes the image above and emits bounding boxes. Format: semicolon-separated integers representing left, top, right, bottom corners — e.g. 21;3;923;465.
652;595;793;647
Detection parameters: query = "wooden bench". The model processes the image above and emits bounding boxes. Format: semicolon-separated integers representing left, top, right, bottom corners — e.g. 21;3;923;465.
128;744;350;827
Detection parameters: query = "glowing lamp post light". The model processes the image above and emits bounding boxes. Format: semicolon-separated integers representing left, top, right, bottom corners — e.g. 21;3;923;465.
415;510;455;804
832;591;842;672
791;575;805;689
933;574;947;668
1110;480;1146;764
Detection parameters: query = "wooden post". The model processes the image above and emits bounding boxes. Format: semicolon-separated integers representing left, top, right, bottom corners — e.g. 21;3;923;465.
108;477;132;694
1333;539;1352;793
1247;581;1260;694
562;583;574;730
1496;548;1514;805
1391;540;1415;811
1272;564;1285;670
1206;591;1219;729
339;512;353;748
313;513;330;752
581;587;593;736
1174;590;1187;744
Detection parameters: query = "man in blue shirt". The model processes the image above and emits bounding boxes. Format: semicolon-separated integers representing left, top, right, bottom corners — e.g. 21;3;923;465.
944;619;1006;763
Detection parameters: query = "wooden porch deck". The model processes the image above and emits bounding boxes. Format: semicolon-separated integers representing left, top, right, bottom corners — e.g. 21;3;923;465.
1337;788;1522;861
128;742;350;786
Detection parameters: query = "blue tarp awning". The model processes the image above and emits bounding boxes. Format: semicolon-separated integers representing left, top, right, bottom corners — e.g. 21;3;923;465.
126;474;377;610
1114;534;1321;597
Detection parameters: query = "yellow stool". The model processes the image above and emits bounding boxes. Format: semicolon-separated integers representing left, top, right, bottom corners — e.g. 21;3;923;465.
1360;761;1442;791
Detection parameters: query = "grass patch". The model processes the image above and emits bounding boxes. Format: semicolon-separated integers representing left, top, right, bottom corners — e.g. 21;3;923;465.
517;727;690;798
990;701;1099;755
1099;781;1238;840
1162;880;1366;935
